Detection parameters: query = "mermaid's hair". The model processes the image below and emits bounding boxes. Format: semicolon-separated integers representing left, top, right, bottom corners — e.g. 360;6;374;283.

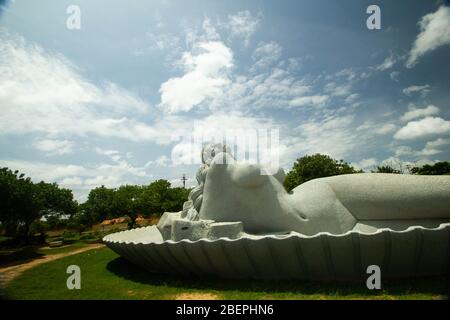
181;143;233;220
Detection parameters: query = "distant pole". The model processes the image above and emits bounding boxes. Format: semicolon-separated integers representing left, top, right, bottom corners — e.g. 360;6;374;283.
181;174;187;188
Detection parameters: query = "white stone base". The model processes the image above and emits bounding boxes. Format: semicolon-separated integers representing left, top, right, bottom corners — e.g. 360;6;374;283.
103;223;450;280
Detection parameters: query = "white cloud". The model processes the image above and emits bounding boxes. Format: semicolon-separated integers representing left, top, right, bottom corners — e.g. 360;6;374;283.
60;176;84;186
209;67;311;111
95;147;120;158
289;95;329;107
170;111;275;165
160;17;314;113
402;84;431;96
93;148;147;177
158;41;233;113
356;120;374;132
344;93;359;104
95;147;124;162
160;26;310;113
324;82;352;97
394;116;450;140
0;160;86;181
378;157;411;172
375;53;396;71
394;146;415;157
202;17;221;41
352;158;378;171
390;71;400;82
285;57;302;73
333;68;357;81
424;137;450;149
400;105;440;121
0;153;150;201
33;139;74;155
0;31;169;143
251;41;282;70
182;17;222;46
282;115;362;167
225;10;261;46
145;155;172;167
394;138;450;158
144;32;181;51
376;123;397;135
406;6;450;68
422;138;450;155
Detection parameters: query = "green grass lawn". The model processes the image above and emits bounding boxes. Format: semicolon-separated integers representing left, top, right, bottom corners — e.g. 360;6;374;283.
3;247;449;300
37;242;89;255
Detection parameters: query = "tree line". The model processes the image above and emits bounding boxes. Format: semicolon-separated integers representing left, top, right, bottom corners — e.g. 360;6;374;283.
0;167;189;243
78;181;189;230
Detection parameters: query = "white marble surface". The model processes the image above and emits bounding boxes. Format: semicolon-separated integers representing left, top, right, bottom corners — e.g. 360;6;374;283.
103;223;450;280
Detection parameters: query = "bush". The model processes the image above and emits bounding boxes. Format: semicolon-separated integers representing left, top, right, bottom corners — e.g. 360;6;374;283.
284;154;361;192
79;234;95;240
372;165;402;174
410;161;450;175
62;238;77;245
62;230;77;239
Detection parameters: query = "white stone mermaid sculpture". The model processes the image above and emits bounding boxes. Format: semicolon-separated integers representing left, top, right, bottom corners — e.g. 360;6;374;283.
105;143;450;279
177;143;450;237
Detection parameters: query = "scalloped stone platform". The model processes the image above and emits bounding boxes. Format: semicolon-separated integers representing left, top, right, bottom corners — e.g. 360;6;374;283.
103;223;450;280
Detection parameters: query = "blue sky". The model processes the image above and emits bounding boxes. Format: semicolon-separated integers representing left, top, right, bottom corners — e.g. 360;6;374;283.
1;0;450;201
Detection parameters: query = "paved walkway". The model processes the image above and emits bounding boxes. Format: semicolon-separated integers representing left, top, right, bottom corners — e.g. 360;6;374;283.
0;244;105;287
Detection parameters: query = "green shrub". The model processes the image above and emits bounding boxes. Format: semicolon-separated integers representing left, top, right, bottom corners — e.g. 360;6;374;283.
284;153;361;192
62;239;77;245
62;231;77;239
79;234;95;241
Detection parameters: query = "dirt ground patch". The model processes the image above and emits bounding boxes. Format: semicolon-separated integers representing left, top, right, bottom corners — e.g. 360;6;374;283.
0;243;105;287
174;292;222;300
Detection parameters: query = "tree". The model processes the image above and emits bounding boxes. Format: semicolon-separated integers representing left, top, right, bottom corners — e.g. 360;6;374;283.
410;161;450;175
0;168;23;227
30;220;47;244
36;182;78;218
372;165;402;174
112;185;143;229
284;154;361;192
12;175;43;244
0;169;45;243
84;186;115;223
45;215;68;230
139;179;172;215
162;187;190;213
67;207;94;233
0;168;77;243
